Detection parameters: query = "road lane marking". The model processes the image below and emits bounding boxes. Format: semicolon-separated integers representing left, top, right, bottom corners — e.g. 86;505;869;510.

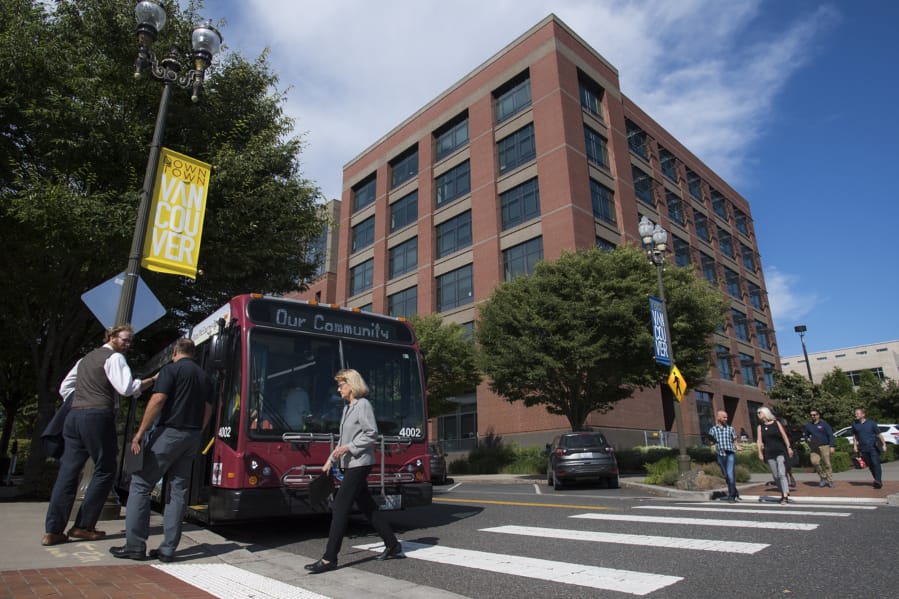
353;540;682;596
534;483;542;495
432;497;612;510
156;564;328;599
571;513;818;530
635;506;850;517
481;524;768;554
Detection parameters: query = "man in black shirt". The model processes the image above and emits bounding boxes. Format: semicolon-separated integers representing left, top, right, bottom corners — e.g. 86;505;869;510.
110;338;213;561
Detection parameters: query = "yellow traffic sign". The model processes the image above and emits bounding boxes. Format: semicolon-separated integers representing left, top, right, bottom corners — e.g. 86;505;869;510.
668;365;687;402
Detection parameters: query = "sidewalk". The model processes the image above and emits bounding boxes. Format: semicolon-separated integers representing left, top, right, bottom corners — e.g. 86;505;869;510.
1;461;896;598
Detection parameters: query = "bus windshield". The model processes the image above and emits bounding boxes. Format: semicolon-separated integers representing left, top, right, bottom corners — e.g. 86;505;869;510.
247;329;425;439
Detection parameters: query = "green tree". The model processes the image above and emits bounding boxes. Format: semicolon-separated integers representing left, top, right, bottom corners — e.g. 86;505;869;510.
407;314;481;418
476;246;725;431
1;1;325;486
766;371;853;429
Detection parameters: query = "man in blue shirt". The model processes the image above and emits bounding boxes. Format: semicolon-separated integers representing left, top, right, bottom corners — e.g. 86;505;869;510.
708;410;743;502
803;409;835;488
851;408;887;489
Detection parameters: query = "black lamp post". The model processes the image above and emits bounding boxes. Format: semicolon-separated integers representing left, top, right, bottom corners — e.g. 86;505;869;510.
114;0;222;327
639;216;690;474
794;325;814;383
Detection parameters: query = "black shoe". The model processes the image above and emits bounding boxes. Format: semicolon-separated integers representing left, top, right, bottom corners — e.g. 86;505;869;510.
305;559;337;573
874;481;883;489
109;546;147;561
376;542;405;561
149;549;175;563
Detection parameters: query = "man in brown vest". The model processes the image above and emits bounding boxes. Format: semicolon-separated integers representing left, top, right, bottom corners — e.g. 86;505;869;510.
42;325;155;546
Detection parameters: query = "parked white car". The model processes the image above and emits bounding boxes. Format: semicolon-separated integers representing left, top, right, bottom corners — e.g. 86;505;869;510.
833;424;899;445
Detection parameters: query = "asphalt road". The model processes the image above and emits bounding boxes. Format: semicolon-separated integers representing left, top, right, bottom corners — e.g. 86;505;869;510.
209;480;894;598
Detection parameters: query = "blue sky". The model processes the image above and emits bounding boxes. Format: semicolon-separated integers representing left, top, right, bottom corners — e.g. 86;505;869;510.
207;0;899;360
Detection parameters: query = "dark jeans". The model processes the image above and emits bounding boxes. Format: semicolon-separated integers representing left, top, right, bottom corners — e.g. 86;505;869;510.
45;409;117;535
861;447;883;482
323;465;397;562
716;451;738;498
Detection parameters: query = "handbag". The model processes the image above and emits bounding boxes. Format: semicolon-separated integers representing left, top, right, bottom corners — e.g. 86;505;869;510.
40;394;73;459
308;472;334;509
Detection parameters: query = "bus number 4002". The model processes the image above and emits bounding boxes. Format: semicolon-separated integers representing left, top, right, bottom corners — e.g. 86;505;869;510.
398;427;421;438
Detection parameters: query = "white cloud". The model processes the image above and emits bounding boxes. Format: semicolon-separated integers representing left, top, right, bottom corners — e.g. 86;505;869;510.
215;0;839;199
764;266;820;332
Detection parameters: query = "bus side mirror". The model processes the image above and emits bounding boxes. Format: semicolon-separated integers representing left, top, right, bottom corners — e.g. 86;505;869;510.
209;333;226;369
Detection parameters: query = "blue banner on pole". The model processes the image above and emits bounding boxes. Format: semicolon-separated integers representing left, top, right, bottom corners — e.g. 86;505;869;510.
649;296;671;366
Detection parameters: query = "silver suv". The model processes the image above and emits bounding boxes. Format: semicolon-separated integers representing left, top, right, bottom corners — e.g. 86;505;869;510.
546;431;619;490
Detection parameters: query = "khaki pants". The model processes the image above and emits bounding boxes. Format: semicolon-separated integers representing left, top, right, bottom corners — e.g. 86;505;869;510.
809;445;833;483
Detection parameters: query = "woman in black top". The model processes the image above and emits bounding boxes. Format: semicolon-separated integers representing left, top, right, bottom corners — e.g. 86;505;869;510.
756;406;794;504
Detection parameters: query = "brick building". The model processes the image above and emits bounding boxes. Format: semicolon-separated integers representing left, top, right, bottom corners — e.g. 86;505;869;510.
295;15;779;451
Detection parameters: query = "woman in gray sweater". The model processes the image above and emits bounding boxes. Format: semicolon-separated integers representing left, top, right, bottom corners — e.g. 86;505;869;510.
305;368;403;573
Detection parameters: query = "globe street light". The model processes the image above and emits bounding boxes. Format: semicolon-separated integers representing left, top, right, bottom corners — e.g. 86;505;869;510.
639;216;690;474
114;0;223;327
794;325;814;384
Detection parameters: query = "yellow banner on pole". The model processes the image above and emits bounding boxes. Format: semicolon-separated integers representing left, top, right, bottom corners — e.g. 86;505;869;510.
141;148;211;279
668;365;687;402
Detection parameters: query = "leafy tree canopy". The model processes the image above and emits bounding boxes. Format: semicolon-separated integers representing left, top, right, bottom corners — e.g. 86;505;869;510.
1;0;326;477
476;245;725;431
406;314;481;418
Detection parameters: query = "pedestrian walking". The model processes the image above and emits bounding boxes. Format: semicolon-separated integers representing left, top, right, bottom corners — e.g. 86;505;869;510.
756;407;794;504
851;408;888;489
42;325;155;546
708;410;742;502
803;409;835;487
305;369;403;573
110;338;213;562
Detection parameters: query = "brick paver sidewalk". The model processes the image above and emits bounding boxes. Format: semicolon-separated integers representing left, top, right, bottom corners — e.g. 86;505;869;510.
0;565;216;599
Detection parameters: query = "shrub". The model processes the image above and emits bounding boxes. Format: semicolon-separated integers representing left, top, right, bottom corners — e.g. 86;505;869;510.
644;456;679;484
501;445;545;475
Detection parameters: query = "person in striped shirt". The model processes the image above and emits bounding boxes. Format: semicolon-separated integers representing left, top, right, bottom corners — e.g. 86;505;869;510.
708;410;743;502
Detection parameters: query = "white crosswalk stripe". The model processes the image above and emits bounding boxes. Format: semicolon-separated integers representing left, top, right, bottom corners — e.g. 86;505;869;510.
635;505;851;517
571;512;819;530
352;540;682;596
481;524;769;554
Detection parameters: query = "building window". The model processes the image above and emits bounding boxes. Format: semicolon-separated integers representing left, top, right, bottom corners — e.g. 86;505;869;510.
747;281;763;310
351;216;375;253
437;264;473;311
435;160;471;207
673;236;690;267
589;179;615;225
501;177;540;230
390;191;417;232
503;236;543;281
740;243;756;271
596;237;616;251
578;71;604;119
632;166;653;206
390;145;418;189
847;368;886;385
732;308;749;341
695;391;714;439
435;113;469;161
717;345;733;380
740;353;757;386
659;147;677;181
353;175;376;212
734;208;750;236
724;267;741;298
497;123;536;174
666;191;685;226
711;190;728;220
694;211;710;242
349;259;374;296
494;73;531;123
436;210;472;258
625;119;649;160
387;286;417;318
686;169;702;201
762;361;776;388
388;237;417;279
718;226;734;258
701;253;717;284
755;320;770;350
584;125;609;168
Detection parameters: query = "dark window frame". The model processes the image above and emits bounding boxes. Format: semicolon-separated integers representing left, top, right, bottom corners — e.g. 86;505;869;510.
390;191;418;232
436;211;472;258
388;237;418;279
435;160;471;207
497;124;536;175
500;178;540;230
503;236;543;281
